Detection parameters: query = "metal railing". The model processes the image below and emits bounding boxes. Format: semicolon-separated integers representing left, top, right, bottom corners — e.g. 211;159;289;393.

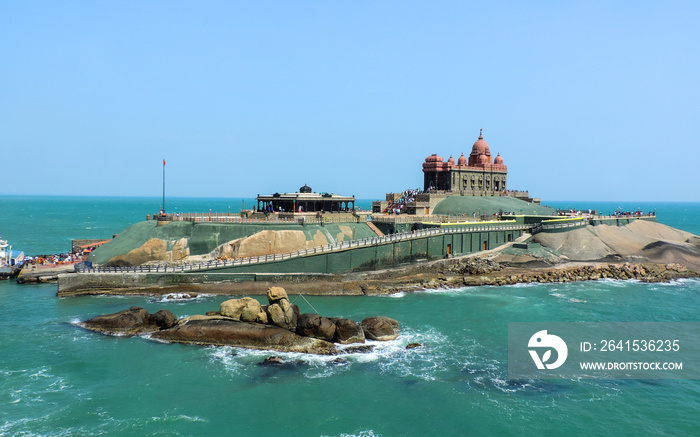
159;213;369;225
79;223;531;274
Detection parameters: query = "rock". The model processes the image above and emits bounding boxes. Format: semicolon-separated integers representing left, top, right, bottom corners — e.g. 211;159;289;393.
220;297;261;321
258;356;285;366
296;313;336;342
340;345;375;354
267;286;288;304
255;310;269;324
240;302;262;323
361;316;400;341
266;299;300;331
330;318;365;344
151;318;336;355
82;306;155;335
180;314;232;323
406;342;422;349
149;309;178;329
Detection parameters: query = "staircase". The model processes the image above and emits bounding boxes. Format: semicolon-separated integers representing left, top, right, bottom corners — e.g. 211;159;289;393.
366;222;385;237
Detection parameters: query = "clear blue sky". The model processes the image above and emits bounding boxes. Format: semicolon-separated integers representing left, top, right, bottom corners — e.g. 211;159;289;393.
2;1;698;201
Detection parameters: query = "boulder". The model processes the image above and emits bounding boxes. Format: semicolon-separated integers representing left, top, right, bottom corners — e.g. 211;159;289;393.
330;318;365;344
267;299;300;331
82;306;155;335
267;286;288;304
255;310;269;324
220;297;261;321
296;313;337;342
150;309;178;329
151;318;336;355
361;316;400;341
240;303;261;323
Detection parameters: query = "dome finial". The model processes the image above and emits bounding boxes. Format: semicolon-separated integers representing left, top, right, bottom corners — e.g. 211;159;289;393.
479;128;483;139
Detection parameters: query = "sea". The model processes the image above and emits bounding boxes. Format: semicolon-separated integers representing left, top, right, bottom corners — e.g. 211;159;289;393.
0;196;698;436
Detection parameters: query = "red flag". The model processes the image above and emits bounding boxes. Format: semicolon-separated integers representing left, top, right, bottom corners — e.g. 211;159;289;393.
163;159;166;165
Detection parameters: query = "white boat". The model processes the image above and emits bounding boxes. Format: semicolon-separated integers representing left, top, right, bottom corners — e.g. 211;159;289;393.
0;236;24;278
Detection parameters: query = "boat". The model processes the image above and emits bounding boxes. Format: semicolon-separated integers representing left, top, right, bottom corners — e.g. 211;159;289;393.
0;236;24;279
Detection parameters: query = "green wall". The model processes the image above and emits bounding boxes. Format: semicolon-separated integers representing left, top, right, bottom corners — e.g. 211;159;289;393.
193;227;523;275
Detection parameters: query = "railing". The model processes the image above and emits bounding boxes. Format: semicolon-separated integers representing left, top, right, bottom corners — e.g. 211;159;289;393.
158;213;369;224
531;220;589;234
79;223;531;274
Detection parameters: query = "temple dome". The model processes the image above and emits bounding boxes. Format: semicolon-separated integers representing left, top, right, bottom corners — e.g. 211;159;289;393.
425;154;444;163
447;155;455;165
457;153;467;166
299;184;312;193
494;154;504;165
478;154;489;164
471;134;490;156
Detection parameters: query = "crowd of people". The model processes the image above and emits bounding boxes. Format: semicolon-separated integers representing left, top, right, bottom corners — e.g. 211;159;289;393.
383;188;421;214
555;207;656;218
24;251;88;266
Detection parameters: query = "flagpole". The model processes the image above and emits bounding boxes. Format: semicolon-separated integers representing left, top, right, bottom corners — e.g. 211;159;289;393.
162;159;166;214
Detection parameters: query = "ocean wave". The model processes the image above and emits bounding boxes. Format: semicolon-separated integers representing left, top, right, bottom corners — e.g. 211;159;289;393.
149;293;215;303
412;287;476;297
149;412;208;423
596;278;633;287
508;282;545;288
655;277;700;286
323;431;380;437
205;326;451;380
549;292;588;303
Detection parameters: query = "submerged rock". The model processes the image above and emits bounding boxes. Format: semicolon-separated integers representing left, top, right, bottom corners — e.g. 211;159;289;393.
258;356;285;366
340;345;375;354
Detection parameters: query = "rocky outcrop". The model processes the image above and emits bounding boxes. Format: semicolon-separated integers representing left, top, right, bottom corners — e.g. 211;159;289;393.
151;318;336;355
460;262;696;286
80;287;398;354
105;238;189;267
82;306;178;335
360;317;400;341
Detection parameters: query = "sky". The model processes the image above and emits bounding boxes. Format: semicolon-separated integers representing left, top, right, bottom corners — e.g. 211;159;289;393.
2;1;699;202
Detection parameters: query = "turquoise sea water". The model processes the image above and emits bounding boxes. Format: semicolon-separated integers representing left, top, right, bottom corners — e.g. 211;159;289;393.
0;197;699;436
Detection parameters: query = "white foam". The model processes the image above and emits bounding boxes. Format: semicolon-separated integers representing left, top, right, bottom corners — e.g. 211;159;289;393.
150;293;214;303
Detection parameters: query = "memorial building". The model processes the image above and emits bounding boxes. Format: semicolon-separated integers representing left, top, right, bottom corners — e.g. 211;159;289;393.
422;129;508;195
